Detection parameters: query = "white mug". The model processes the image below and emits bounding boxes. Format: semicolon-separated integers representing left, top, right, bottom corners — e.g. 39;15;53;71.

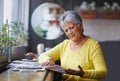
37;43;44;55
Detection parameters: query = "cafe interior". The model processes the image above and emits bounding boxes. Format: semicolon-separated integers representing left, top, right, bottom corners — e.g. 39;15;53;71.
0;0;120;81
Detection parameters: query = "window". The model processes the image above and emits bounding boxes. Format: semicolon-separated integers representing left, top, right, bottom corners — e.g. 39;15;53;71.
0;0;29;30
0;0;4;28
0;0;29;56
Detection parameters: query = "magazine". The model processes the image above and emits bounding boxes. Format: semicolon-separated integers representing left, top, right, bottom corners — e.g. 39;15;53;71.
45;65;65;73
7;60;65;73
7;60;45;72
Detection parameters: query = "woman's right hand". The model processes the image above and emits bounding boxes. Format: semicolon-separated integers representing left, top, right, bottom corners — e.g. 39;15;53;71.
40;59;54;66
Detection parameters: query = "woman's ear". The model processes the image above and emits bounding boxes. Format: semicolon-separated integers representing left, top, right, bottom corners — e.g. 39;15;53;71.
78;23;83;32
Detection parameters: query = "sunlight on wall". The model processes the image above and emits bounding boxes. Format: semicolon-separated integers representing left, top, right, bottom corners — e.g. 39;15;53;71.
3;0;12;23
3;0;18;23
83;19;120;41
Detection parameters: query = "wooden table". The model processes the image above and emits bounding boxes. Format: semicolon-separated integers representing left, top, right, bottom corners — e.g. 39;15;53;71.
0;68;54;81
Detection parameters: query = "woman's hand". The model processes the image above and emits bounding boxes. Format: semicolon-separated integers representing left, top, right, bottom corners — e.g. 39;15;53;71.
65;65;84;77
40;59;54;66
25;52;36;58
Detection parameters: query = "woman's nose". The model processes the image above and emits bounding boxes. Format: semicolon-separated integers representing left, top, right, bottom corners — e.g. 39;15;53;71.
68;29;73;34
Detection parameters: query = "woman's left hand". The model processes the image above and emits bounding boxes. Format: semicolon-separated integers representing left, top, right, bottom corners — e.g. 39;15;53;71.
65;65;84;77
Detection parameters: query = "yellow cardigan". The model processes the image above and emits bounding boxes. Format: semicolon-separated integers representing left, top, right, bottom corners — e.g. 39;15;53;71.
38;38;107;81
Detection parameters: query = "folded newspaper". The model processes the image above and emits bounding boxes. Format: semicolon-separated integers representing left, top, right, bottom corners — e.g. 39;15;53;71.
7;60;65;73
7;60;45;72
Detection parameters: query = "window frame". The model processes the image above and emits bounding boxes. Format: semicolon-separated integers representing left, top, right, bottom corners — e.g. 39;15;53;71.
0;0;29;59
0;0;29;30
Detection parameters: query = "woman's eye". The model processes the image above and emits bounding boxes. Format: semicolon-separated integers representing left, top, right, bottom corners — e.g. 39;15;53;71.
70;26;74;29
64;29;68;32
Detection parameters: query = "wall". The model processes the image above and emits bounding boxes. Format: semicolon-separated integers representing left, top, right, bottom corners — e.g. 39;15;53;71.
83;19;120;41
100;41;120;81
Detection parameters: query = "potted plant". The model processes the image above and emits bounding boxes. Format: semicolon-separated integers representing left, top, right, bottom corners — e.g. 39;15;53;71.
0;20;16;55
0;20;16;62
0;20;29;62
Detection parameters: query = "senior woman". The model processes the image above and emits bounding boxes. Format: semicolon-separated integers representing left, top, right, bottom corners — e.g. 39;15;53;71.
38;10;107;81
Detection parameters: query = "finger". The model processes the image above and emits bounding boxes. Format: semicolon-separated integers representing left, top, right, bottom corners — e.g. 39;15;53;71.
78;65;83;71
26;52;32;56
43;61;53;66
78;65;84;77
41;61;49;66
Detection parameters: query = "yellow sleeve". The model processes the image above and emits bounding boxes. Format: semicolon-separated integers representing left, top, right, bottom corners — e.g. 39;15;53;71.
83;42;107;79
38;40;67;63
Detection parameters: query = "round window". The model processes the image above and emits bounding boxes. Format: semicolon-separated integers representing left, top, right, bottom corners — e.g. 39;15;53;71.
31;3;64;40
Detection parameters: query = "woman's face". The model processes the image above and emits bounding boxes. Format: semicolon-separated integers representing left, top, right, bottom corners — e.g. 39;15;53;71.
62;21;83;42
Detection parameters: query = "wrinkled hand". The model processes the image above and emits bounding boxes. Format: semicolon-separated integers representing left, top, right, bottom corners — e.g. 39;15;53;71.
40;59;54;66
65;65;84;77
25;52;36;58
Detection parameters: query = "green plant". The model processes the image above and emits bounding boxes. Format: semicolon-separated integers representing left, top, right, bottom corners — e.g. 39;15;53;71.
0;20;16;54
0;20;29;54
10;21;29;45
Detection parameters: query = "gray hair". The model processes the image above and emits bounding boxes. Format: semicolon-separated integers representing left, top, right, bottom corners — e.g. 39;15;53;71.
59;10;82;27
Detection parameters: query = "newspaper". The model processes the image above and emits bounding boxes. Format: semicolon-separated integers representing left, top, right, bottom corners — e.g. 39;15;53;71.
7;60;65;73
7;60;45;72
